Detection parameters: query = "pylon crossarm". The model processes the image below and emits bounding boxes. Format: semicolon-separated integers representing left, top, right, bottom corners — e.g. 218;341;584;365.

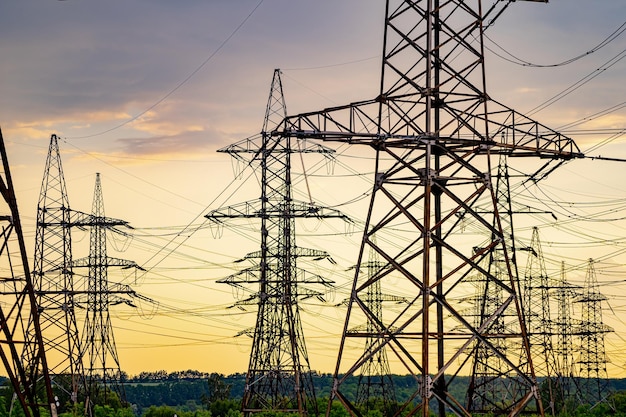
218;133;264;155
235;327;255;337
68;209;130;229
206;199;350;222
482;99;583;158
282;99;582;160
206;201;260;219
217;268;261;285
243;247;335;262
70;256;141;269
219;133;336;156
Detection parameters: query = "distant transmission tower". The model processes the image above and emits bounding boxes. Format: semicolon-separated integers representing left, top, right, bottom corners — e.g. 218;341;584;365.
207;69;348;416
0;128;55;417
573;259;612;408
353;243;404;416
72;173;142;406
26;134;88;408
553;262;579;409
278;1;583;416
522;227;561;414
467;154;523;414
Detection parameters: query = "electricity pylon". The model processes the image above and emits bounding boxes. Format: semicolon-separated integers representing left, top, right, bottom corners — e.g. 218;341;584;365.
522;227;561;415
72;173;143;406
467;154;524;414
206;69;349;416
277;1;583;416
0;128;55;417
26;134;88;409
353;244;405;416
573;259;612;408
553;262;580;410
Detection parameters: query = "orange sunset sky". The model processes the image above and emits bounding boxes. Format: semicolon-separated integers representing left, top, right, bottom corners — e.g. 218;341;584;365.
1;0;626;378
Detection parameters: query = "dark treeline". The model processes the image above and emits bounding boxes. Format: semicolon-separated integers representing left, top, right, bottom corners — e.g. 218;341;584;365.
2;372;626;417
125;370;246;383
125;369;626;398
124;371;445;409
123;371;626;417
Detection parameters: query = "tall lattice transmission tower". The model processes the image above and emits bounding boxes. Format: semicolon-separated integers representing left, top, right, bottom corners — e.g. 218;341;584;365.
522;227;561;414
206;69;348;416
573;259;612;408
26;133;88;409
72;173;142;406
0;128;55;417
277;1;583;416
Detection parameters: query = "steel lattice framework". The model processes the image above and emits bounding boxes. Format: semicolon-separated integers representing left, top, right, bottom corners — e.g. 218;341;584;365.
554;262;580;411
467;154;525;415
207;69;349;416
270;1;583;416
25;134;88;410
72;173;142;406
573;259;612;408
522;228;561;415
353;245;405;416
0;128;55;417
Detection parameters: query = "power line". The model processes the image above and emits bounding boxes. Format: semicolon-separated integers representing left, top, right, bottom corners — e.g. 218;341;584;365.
526;48;626;116
557;101;626;130
66;0;265;140
484;20;626;68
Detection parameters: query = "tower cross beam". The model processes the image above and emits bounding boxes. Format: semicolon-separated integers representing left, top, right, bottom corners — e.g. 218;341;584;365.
279;99;582;161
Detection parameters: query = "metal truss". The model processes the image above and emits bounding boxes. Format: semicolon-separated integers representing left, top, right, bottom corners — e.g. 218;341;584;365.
0;128;55;417
573;260;612;408
71;173;142;406
554;262;580;412
522;228;562;416
269;1;583;416
25;134;88;411
352;244;406;417
467;154;527;415
207;70;349;416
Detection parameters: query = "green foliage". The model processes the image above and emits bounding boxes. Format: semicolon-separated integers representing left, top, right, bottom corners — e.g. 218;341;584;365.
200;374;231;408
57;402;86;417
206;400;239;417
94;405;135;417
0;393;8;417
8;370;626;417
248;412;298;417
327;400;350;417
363;409;383;417
143;405;180;417
196;374;238;417
91;388;124;410
142;405;212;417
57;403;133;417
125;381;209;414
612;390;626;413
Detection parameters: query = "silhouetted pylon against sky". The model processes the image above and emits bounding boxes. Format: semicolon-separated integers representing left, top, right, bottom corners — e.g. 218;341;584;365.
207;69;349;417
574;259;612;408
26;134;88;410
0;128;55;417
72;173;143;407
277;1;583;416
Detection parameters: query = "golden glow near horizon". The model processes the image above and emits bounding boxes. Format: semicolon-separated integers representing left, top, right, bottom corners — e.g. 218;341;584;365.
1;1;625;379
